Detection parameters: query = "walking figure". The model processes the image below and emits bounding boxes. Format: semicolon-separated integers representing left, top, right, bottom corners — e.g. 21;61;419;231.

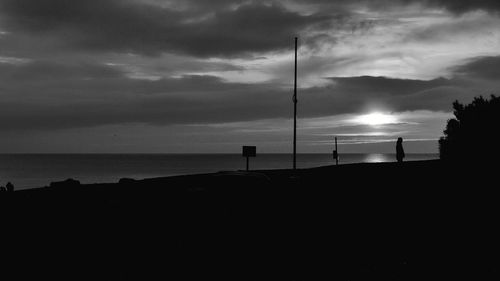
396;137;405;163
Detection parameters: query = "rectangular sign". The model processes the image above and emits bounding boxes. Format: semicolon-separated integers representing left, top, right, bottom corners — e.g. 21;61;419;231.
242;146;256;157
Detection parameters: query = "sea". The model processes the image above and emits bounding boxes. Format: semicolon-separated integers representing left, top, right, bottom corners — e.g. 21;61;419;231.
0;153;438;190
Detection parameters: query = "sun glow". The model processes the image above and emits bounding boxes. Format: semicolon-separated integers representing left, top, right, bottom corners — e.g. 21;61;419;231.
353;112;398;126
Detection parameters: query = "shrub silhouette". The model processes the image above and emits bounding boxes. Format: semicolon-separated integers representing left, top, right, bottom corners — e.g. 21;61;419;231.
439;95;500;162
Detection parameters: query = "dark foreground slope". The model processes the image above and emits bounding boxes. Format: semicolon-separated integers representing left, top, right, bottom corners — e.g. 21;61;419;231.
2;160;498;280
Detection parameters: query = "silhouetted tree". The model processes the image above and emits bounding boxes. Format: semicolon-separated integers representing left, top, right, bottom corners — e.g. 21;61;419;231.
439;95;500;162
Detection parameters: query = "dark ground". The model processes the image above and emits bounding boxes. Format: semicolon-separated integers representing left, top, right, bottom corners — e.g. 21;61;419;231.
1;160;498;280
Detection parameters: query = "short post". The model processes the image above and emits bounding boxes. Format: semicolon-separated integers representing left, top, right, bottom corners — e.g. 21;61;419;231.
242;146;257;171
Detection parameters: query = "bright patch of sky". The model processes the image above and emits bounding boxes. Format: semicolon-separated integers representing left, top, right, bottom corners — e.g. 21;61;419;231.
115;8;500;89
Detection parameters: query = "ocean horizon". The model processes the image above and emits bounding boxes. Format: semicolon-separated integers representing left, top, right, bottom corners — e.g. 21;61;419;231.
0;153;438;190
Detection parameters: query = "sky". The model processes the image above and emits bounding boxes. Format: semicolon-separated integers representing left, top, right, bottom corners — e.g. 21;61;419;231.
0;0;499;153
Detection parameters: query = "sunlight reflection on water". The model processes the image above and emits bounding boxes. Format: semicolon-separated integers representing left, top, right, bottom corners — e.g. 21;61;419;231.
363;153;391;163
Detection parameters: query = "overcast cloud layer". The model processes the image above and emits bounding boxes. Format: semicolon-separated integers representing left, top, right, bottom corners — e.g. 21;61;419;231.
1;0;499;153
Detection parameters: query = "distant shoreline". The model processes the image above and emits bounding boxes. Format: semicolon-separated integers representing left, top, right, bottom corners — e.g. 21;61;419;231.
11;158;441;191
0;152;439;155
0;153;439;190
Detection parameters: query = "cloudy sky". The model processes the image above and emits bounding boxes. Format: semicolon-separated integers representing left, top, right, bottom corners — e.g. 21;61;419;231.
0;0;499;153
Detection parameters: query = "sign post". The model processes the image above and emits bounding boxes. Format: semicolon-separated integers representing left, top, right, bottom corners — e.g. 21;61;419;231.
242;146;256;171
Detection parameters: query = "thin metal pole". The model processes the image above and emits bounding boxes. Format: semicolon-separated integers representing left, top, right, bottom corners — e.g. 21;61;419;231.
293;37;298;170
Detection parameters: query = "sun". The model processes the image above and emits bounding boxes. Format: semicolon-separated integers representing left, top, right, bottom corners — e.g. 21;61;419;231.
353;112;397;126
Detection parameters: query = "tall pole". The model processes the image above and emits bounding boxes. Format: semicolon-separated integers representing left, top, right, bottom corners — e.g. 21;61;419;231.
293;37;298;170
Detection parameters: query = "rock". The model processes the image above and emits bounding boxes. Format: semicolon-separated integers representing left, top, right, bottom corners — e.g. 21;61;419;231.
49;178;81;188
119;178;136;184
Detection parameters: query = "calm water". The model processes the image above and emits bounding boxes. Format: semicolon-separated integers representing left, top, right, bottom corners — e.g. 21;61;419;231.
0;153;438;190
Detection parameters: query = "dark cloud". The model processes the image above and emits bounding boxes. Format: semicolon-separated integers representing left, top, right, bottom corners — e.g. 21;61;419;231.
298;77;464;116
351;0;500;13
451;56;500;79
0;59;287;130
0;60;123;81
423;0;500;13
290;0;500;13
0;59;488;132
328;76;451;96
2;0;497;59
0;0;329;57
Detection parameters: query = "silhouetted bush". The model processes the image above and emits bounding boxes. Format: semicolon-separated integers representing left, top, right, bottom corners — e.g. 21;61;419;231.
439;95;500;162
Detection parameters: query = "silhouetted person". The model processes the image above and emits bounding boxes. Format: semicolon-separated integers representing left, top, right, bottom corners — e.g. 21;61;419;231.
396;137;405;163
6;182;14;192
